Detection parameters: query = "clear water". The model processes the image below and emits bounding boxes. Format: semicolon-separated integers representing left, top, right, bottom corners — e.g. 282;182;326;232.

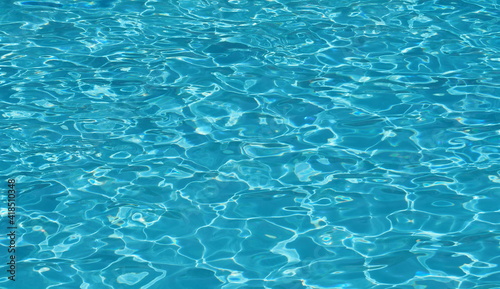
1;0;499;288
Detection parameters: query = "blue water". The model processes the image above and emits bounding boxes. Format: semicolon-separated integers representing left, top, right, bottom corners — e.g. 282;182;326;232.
1;0;499;288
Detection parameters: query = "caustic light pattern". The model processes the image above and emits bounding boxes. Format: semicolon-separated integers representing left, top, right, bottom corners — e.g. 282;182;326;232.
0;0;499;288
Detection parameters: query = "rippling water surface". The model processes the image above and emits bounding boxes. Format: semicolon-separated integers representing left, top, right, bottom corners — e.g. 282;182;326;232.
1;0;499;288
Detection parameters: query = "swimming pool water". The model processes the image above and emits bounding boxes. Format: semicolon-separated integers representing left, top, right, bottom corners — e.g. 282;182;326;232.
1;0;499;288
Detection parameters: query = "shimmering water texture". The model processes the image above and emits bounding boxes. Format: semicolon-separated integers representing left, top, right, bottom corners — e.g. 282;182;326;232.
0;0;499;288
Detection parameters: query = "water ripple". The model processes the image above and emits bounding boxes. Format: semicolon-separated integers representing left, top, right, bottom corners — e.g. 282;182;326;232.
1;0;499;288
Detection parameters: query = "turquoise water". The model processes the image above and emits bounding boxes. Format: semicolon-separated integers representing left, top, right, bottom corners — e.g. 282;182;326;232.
1;0;499;288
